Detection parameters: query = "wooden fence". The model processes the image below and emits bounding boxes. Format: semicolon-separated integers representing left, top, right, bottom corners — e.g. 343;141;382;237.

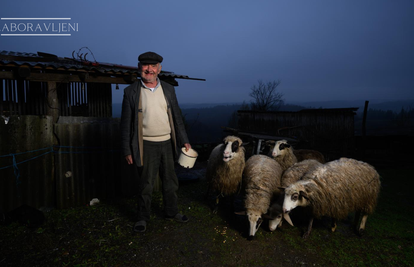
237;108;358;160
0;115;137;212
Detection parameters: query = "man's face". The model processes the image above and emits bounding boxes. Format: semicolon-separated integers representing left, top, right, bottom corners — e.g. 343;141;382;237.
139;63;161;84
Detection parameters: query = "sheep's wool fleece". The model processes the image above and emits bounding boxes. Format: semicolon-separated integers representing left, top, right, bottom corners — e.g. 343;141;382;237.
206;136;245;195
293;149;325;164
286;157;381;219
281;159;323;187
273;141;298;171
244;155;283;214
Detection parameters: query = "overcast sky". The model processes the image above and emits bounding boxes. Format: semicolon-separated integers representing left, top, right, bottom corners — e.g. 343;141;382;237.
1;0;413;105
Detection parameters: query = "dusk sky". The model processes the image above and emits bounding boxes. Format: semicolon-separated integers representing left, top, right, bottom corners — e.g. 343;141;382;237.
1;0;413;105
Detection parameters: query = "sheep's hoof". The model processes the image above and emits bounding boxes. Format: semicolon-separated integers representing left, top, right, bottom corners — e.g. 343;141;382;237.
212;206;218;214
247;235;254;241
358;228;365;236
331;220;337;232
302;231;311;239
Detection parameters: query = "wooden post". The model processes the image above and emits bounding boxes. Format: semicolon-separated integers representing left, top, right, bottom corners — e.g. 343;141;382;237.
361;100;369;158
46;81;59;123
46;81;59;208
362;100;369;137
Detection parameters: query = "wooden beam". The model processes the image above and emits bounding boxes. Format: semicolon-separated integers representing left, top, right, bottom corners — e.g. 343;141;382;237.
0;71;137;84
0;71;14;80
46;81;59;123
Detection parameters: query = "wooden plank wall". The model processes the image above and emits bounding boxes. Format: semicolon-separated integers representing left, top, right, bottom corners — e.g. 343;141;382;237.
54;117;137;209
0;116;138;212
237;110;356;160
1;79;112;118
0;115;55;212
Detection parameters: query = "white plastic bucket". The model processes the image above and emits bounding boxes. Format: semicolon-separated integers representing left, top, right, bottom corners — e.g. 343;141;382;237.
178;147;198;168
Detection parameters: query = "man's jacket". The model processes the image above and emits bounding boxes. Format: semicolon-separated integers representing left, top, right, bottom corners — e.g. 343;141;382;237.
120;79;189;167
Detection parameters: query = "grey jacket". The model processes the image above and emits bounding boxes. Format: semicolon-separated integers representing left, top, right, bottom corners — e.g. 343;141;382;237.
120;79;189;167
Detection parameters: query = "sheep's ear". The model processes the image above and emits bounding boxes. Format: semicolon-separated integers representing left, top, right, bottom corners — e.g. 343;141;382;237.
241;142;249;147
234;210;247;216
299;190;309;200
265;140;275;145
278;187;286;191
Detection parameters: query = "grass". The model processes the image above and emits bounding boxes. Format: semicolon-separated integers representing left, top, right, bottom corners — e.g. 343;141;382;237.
1;166;413;266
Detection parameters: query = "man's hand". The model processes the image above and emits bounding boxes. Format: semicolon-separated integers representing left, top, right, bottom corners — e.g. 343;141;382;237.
125;155;133;165
184;143;191;152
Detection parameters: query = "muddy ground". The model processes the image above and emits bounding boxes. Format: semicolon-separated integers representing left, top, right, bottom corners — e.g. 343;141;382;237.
1;161;413;266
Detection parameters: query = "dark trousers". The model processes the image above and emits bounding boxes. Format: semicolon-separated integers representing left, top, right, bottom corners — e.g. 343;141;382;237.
137;140;179;221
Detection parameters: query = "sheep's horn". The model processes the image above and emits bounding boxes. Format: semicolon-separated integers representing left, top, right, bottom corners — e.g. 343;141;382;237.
284;213;294;226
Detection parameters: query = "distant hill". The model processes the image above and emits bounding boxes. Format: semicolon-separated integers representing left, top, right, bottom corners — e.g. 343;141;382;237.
112;99;414;142
367;100;414;113
114;99;414;118
182;104;242;144
290;99;414;114
111;103;243;144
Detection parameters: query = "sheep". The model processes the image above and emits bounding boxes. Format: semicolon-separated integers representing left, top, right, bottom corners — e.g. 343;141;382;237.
281;159;323;187
293;149;325;164
266;159;323;228
265;140;325;164
236;154;286;240
282;157;381;239
271;140;298;172
205;135;245;212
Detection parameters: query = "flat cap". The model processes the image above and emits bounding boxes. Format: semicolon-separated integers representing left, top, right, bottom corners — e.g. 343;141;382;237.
138;51;163;64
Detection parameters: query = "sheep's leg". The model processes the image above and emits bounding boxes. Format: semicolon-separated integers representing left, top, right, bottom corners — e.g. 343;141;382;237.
358;214;368;236
303;217;314;239
353;211;361;227
353;211;365;235
331;218;337;232
212;197;220;214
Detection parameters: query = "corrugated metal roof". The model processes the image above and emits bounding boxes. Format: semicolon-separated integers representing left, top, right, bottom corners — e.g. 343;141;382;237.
0;50;205;81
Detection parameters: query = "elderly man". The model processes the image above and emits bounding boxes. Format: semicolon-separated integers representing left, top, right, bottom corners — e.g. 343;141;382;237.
120;51;191;232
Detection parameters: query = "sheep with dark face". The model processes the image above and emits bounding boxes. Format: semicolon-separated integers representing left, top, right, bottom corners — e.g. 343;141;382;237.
266;159;323;225
282;157;381;239
271;140;298;172
266;140;325;164
206;136;245;212
238;154;286;239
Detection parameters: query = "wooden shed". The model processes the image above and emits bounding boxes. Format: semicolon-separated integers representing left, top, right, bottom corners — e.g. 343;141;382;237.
0;50;204;120
236;108;358;161
0;50;204;212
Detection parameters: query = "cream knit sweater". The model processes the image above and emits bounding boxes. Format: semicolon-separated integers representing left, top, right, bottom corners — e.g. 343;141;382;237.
141;86;171;142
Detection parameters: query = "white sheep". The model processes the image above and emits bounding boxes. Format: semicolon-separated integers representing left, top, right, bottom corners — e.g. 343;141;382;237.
281;159;323;188
266;159;324;226
282;157;381;239
236;154;287;239
206;135;245;212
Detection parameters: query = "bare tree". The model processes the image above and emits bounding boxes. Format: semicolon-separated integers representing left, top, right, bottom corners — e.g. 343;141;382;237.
249;80;283;111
